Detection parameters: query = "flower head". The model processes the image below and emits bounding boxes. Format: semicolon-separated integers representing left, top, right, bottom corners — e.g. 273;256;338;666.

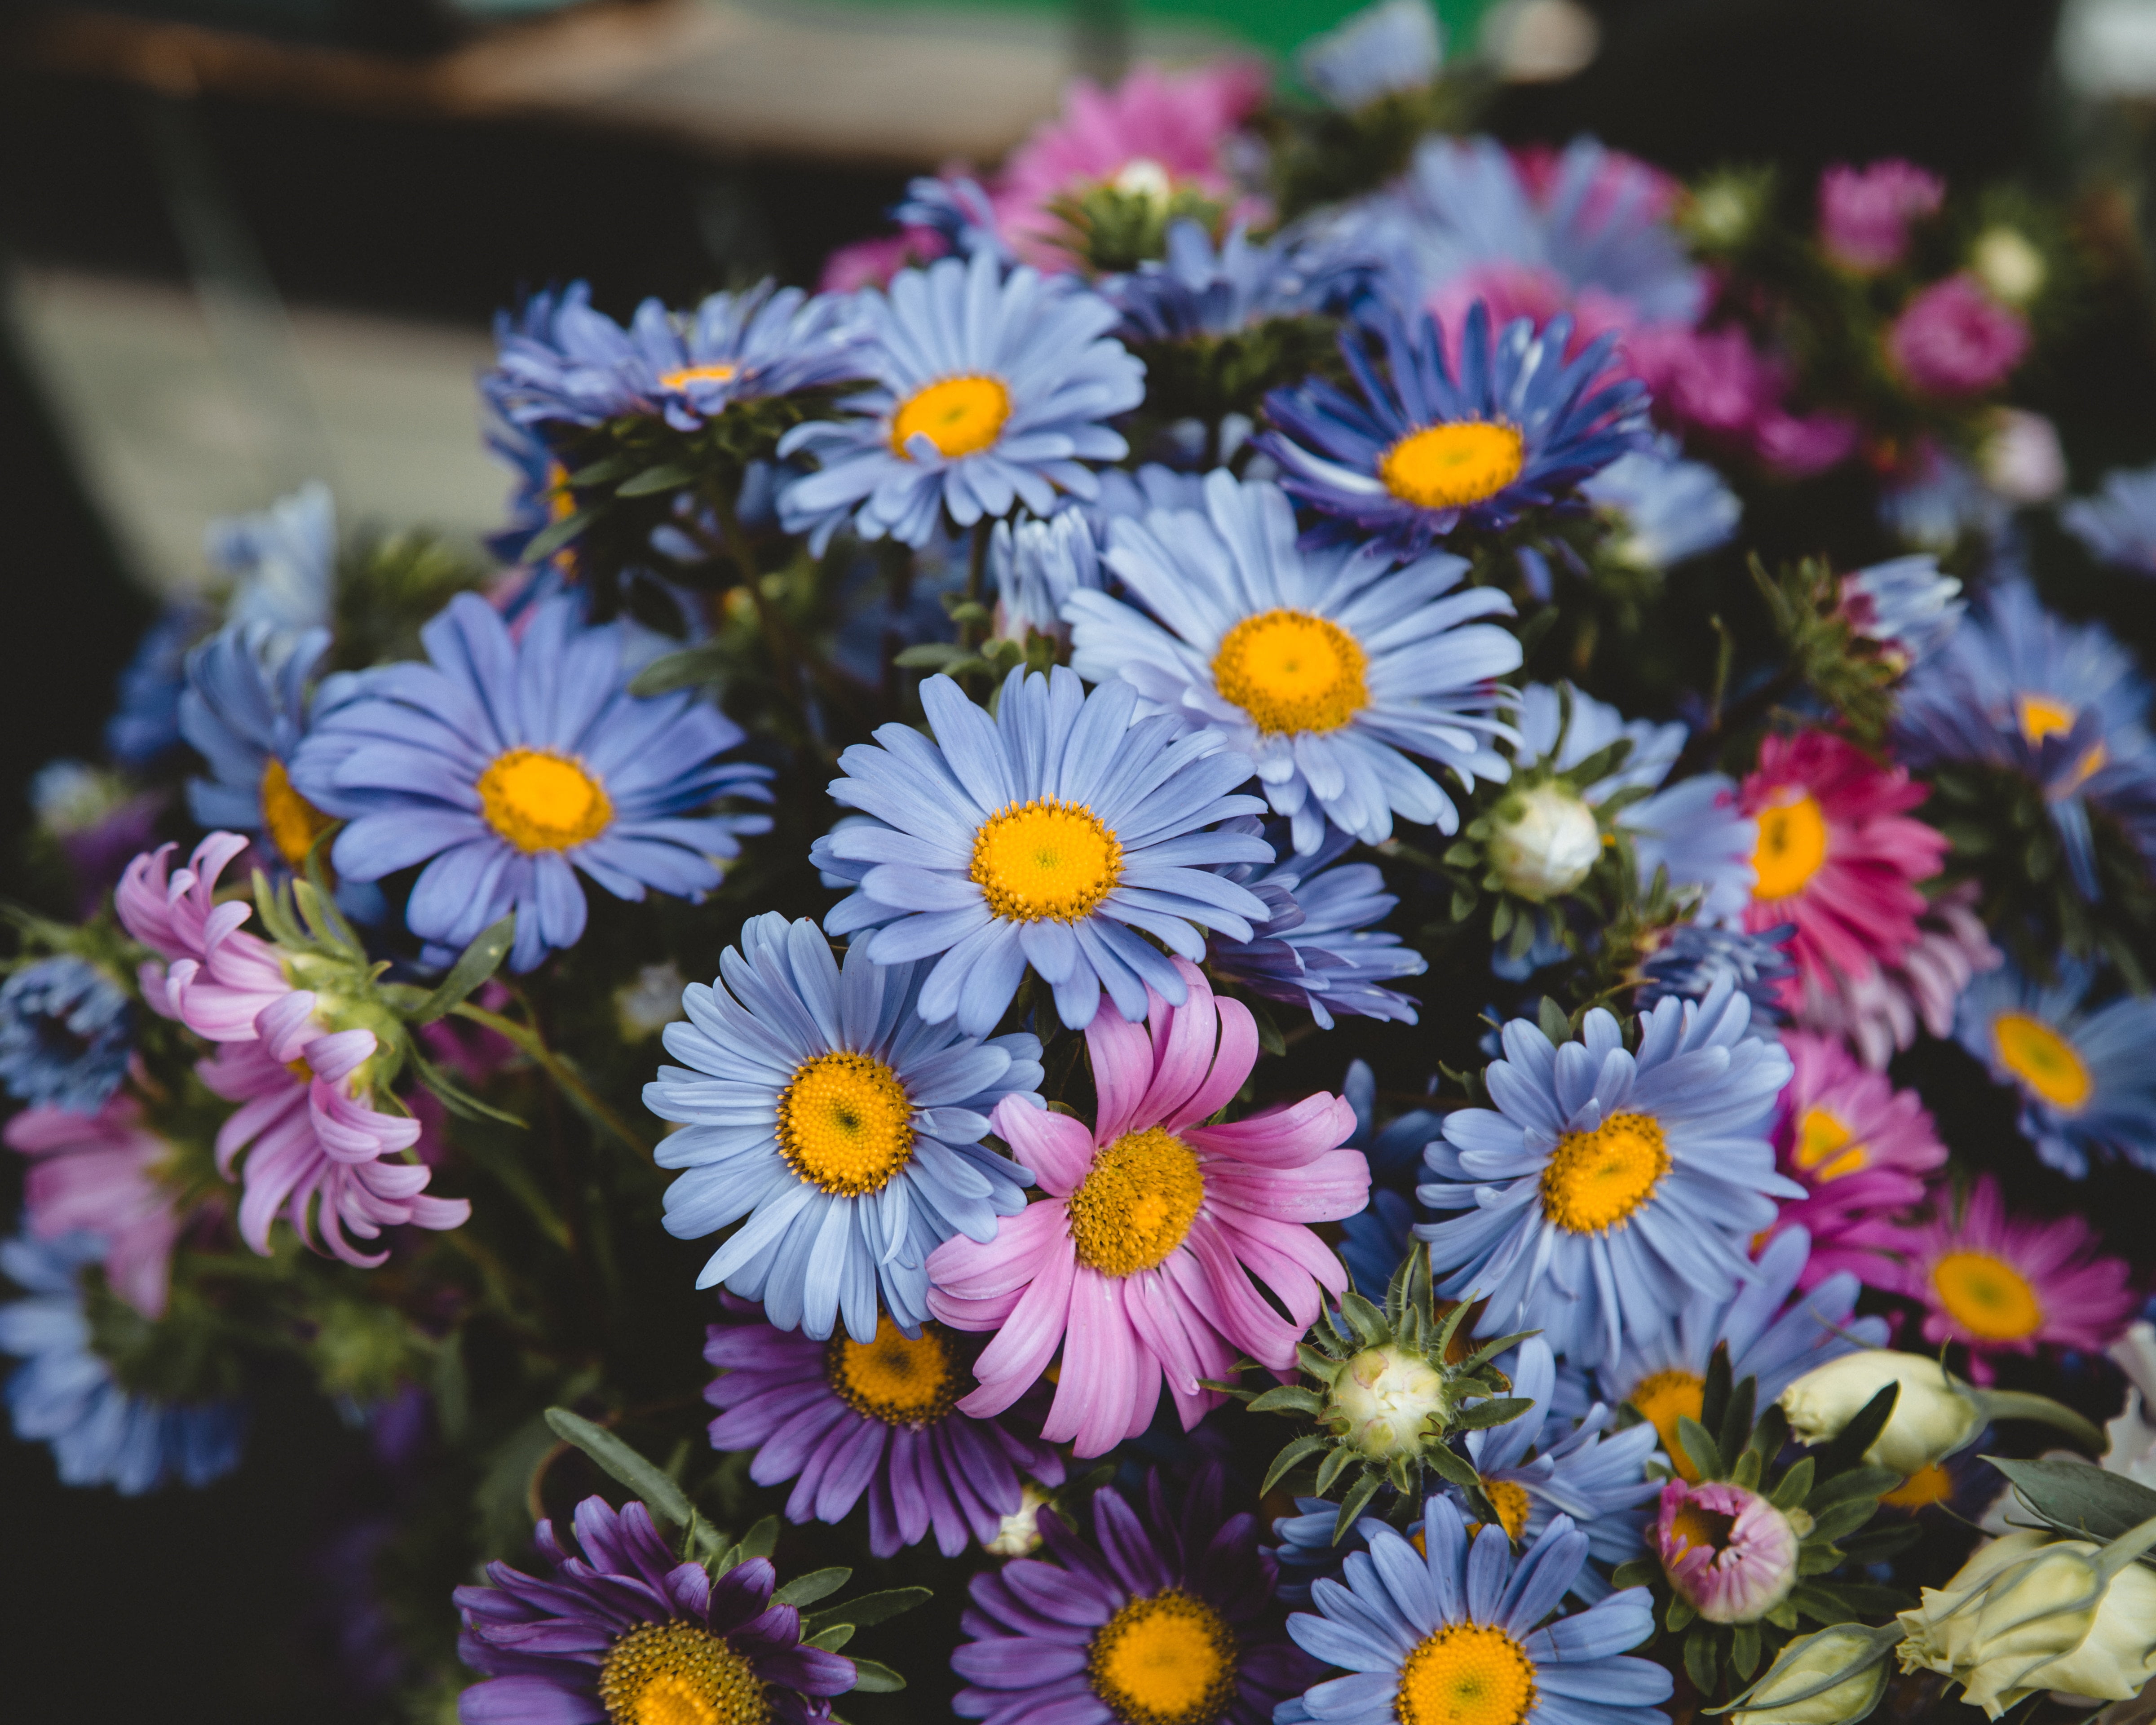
1298;0;1444;108
1579;438;1742;571
1838;555;1963;670
6;1095;184;1318
1817;161;1944;273
1069;469;1521;850
1887;274;2030;397
813;665;1271;1034
292;593;772;973
927;960;1367;1455
1418;984;1798;1368
990;507;1102;641
0;955;133;1115
1656;1477;1799;1624
106;603;205;766
455;1494;857;1725
645;913;1042;1342
1777;1351;1985;1477
1632;924;1794;1025
1101;220;1351;342
2063;462;2156;578
1792;880;1998;1070
180;621;336;870
208;480;336;637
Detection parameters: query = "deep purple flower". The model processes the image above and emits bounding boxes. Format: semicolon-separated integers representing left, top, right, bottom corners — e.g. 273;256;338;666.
455;1495;856;1725
703;1303;1065;1559
952;1465;1318;1725
1818;160;1944;273
1887;275;2029;397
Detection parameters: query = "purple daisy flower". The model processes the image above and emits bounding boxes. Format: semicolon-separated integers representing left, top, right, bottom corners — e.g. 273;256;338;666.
454;1494;856;1725
703;1301;1065;1558
951;1465;1319;1725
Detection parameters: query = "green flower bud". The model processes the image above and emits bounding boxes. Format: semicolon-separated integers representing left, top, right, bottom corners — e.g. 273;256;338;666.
1329;1343;1452;1459
1728;1623;1899;1725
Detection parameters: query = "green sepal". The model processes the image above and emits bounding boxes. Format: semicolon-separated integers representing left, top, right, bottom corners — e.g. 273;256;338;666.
1248;1385;1326;1416
847;1659;906;1694
1333;1470;1386;1543
409;915;517;1024
801;1588;930;1635
772;1568;851;1608
1678;1417;1725;1483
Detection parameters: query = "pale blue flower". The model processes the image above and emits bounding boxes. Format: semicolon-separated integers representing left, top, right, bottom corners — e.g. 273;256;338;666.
1580;438;1741;570
2063;461;2156;578
1297;0;1443;108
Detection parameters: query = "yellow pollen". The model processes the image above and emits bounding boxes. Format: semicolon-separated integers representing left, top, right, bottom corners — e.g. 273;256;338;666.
1880;1461;1955;1510
1379;422;1526;512
1991;1013;2092;1111
1751;791;1829;899
285;1056;318;1088
2016;693;2077;744
1626;1368;1705;1482
1931;1250;2043;1341
1479;1477;1532;1543
660;362;740;390
775;1051;915;1196
970;799;1123;923
891;374;1011;460
1086;1590;1240;1725
1396;1622;1539;1725
1210;609;1370;736
826;1315;958;1426
1794;1106;1869;1183
1067;1126;1205;1278
545;460;579;525
1668;1500;1737;1559
477;748;614;852
1540;1113;1670;1235
260;755;336;868
596;1621;768;1725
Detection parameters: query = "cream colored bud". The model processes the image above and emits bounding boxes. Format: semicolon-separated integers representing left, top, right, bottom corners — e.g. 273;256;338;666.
1971;227;2046;308
984;1481;1054;1557
1780;1351;1984;1476
1731;1624;1898;1725
1487;783;1601;902
1978;410;2066;505
1331;1343;1449;1459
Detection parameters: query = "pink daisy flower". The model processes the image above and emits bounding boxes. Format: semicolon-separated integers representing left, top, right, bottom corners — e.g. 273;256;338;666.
1792;880;2001;1068
1657;1477;1800;1623
1818;160;1945;274
1766;1031;1946;1291
925;959;1368;1458
117;832;290;1043
4;1094;187;1318
1740;730;1947;1011
1886;274;2031;397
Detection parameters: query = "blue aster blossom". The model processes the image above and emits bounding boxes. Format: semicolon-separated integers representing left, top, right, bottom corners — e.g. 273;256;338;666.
0;1231;244;1495
1953;959;2156;1177
1879;450;2005;553
210;481;337;637
291;593;772;973
1069;469;1522;852
776;249;1145;553
1842;553;1963;668
1100;220;1357;343
1417;982;1799;1369
1277;1494;1670;1725
0;957;133;1114
179;621;332;867
892;174;1010;265
989;508;1102;640
1631;922;1793;1026
105;604;208;766
1259;301;1648;556
1297;0;1443;108
2063;461;2156;578
813;665;1270;1033
1578;437;1741;570
643;912;1041;1342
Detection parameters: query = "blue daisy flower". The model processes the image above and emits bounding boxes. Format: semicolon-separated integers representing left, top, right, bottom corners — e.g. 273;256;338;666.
1259;301;1648;556
811;665;1271;1034
1841;554;1963;669
1631;923;1793;1026
0;957;133;1114
643;912;1041;1342
2062;461;2156;578
209;481;337;638
1895;577;2156;896
1297;0;1444;108
1206;818;1427;1027
1953;958;2156;1177
0;1231;244;1495
179;621;334;871
1416;982;1798;1369
1277;1494;1670;1725
291;593;772;973
1069;469;1522;852
990;508;1103;640
1879;450;2005;554
482;413;580;578
105;603;208;767
1579;438;1741;571
891;174;1010;265
1101;220;1357;343
776;249;1145;553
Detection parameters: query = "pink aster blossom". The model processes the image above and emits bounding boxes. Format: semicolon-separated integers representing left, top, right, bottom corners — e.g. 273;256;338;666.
1888;274;2030;397
1818;160;1945;273
4;1094;187;1318
1792;880;2000;1069
1896;1174;2135;1381
1626;325;1861;477
1657;1477;1800;1623
926;959;1368;1458
1766;1031;1945;1291
1741;730;1948;1011
818;227;950;293
117;832;290;1042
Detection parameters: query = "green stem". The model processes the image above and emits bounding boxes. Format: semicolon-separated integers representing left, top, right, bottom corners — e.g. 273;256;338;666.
451;1002;655;1161
959;518;993;655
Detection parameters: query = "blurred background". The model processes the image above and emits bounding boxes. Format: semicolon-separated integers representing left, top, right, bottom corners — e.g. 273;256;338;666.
4;0;2156;1714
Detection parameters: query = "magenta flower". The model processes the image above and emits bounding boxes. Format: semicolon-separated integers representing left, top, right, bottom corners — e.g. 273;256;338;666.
1626;326;1858;476
1819;160;1945;273
1657;1477;1800;1623
926;959;1368;1457
1887;274;2030;397
117;833;289;1043
4;1095;186;1318
1792;880;2000;1069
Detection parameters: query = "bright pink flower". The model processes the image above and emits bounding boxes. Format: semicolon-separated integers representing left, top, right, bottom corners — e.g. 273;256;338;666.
1626;324;1785;439
926;960;1367;1458
1428;265;1641;368
1766;1031;1945;1290
1887;274;2030;397
4;1094;186;1317
1752;407;1863;477
117;833;289;1042
817;226;950;293
1792;880;2000;1069
1897;1174;2135;1381
1741;731;1947;1008
1511;141;1682;226
1818;160;1945;273
1657;1478;1800;1623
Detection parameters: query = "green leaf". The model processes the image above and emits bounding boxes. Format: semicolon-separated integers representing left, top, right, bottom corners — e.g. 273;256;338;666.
804;1624;855;1652
1314;1445;1356;1497
1454;1397;1536;1431
1249;1385;1326;1416
847;1659;906;1694
1678;1416;1725;1483
1455;1330;1539;1376
629;646;725;697
892;643;971;670
1805;1499;1882;1544
411;916;517;1024
1834;1522;1923;1564
1731;1621;1761;1681
1610;1558;1657;1591
1683;1625;1719;1692
1423;1442;1481;1491
1333;1470;1385;1542
1769;1457;1814;1511
1336;1291;1387;1348
616;463;698;497
1815;1384;1899;1477
773;1567;851;1608
412;1053;529;1130
739;1515;778;1560
1263;1433;1331;1496
1701;1343;1733;1437
803;1588;930;1634
544;1408;694;1530
1806;1467;1898;1511
523;507;596;565
1988;1455;2156;1543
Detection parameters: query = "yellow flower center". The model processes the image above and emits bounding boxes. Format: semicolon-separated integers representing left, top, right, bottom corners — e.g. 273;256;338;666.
1880;1461;1955;1510
1931;1249;2043;1341
891;374;1011;460
1210;609;1370;736
970;799;1123;923
1751;790;1829;899
1991;1012;2091;1111
545;460;579;524
775;1050;915;1196
1793;1106;1869;1182
260;755;336;868
1086;1590;1239;1725
2016;693;2077;744
1378;422;1526;511
825;1315;958;1426
1479;1477;1532;1543
660;362;739;390
477;748;614;852
1540;1113;1670;1235
1667;1499;1737;1559
596;1621;768;1725
1627;1368;1705;1483
1396;1622;1539;1725
1067;1126;1205;1278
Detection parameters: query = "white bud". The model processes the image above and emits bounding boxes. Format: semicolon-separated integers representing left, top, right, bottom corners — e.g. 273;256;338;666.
1979;410;2066;505
1110;157;1173;209
615;961;688;1039
1487;783;1602;902
1971;226;2046;308
1331;1344;1449;1459
1780;1351;1985;1476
